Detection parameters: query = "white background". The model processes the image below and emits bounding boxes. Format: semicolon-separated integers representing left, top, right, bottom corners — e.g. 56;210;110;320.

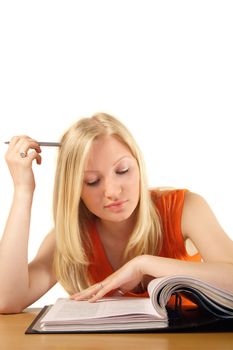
0;0;232;307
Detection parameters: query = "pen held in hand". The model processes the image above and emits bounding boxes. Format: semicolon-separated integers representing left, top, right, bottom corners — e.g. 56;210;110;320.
4;141;61;147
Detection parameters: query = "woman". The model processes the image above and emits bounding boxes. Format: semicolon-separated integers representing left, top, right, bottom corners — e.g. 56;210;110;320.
0;113;233;313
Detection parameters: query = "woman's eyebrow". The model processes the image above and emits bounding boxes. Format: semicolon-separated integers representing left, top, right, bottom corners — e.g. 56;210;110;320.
84;170;100;174
113;155;133;166
84;156;133;173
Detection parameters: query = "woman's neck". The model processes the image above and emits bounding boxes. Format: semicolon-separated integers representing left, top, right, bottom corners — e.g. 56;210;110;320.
96;214;137;242
95;214;137;271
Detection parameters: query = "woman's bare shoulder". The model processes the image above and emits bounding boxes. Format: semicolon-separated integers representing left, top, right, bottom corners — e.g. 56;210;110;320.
182;191;233;263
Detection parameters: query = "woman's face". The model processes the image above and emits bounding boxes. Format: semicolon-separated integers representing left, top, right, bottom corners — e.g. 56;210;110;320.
81;135;140;224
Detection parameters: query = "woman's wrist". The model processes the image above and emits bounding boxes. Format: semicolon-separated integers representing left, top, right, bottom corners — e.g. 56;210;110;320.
134;254;153;276
136;254;158;277
13;187;35;202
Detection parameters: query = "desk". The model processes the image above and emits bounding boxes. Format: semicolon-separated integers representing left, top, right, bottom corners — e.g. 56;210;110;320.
0;308;233;350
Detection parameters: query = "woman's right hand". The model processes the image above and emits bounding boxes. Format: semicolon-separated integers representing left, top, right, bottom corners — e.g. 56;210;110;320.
5;136;42;192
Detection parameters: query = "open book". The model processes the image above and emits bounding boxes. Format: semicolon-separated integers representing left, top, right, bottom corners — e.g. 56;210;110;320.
27;275;233;333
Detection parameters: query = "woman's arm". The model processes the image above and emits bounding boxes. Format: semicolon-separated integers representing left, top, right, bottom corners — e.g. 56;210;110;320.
182;191;233;265
0;136;56;313
72;192;233;302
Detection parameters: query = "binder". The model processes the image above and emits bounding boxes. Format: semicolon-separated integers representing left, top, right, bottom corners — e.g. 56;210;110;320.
25;304;233;334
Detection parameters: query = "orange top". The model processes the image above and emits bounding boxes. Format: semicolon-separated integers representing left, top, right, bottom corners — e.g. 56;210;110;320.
87;189;201;304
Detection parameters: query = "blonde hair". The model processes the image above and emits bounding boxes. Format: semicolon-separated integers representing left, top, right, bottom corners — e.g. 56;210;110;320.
53;113;162;294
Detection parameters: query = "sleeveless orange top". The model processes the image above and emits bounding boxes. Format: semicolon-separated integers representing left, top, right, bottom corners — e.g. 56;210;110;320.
87;189;201;303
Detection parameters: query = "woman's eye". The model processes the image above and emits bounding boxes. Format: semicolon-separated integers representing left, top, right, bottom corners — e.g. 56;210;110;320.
116;168;129;175
86;179;100;186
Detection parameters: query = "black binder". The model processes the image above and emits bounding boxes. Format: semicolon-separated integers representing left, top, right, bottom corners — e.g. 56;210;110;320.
25;304;233;334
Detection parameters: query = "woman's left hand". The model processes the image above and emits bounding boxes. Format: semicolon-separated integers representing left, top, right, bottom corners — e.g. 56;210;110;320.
70;256;145;302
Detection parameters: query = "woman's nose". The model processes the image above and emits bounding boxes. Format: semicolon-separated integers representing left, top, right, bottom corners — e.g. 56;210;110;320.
104;179;122;199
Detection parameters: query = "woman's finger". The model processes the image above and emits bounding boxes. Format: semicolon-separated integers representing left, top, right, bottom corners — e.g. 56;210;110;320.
28;150;42;165
71;278;123;302
7;136;41;155
15;139;41;154
71;282;106;300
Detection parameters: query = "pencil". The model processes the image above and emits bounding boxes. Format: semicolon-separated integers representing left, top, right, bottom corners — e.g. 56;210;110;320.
4;141;61;147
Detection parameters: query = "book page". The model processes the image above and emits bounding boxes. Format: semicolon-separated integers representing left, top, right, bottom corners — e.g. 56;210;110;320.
147;275;233;312
41;297;165;323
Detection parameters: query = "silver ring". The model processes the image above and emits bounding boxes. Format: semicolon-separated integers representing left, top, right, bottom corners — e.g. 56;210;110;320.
98;282;104;289
19;151;27;158
117;288;126;295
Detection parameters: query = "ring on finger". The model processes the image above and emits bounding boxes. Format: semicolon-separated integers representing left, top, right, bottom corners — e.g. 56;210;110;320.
19;150;27;158
117;288;127;295
98;282;104;289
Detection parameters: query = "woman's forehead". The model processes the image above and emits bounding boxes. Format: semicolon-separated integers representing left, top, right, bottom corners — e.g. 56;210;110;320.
84;136;133;171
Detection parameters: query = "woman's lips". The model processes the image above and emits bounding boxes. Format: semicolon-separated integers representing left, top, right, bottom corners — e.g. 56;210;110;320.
104;200;128;210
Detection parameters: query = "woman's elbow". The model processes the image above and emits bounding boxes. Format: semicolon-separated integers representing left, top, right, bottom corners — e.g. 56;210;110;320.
0;299;24;314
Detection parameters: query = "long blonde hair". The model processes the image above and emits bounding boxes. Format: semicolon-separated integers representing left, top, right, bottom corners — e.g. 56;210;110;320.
53;113;162;294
